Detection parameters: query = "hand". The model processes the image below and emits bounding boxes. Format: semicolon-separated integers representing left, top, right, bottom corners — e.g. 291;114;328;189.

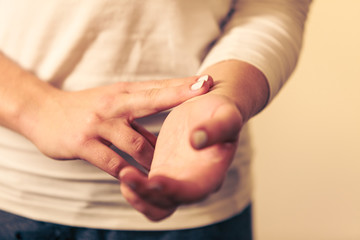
119;93;243;221
27;76;213;178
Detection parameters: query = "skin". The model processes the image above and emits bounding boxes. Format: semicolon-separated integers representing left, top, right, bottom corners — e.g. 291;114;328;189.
119;60;270;221
119;94;242;220
0;51;213;178
0;51;269;222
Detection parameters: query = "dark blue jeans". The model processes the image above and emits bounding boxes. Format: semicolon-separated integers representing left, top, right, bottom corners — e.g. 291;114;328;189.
0;205;252;240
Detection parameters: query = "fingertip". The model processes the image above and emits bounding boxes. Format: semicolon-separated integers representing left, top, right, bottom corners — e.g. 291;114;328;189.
147;182;164;192
191;103;242;149
147;175;175;194
190;75;214;92
198;74;213;85
191;129;208;149
147;175;167;190
119;166;146;185
118;166;133;180
203;74;214;89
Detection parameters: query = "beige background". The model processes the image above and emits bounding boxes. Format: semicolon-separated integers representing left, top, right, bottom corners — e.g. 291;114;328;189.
251;0;360;239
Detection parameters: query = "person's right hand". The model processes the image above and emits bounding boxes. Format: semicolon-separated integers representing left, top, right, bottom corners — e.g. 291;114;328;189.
25;76;213;178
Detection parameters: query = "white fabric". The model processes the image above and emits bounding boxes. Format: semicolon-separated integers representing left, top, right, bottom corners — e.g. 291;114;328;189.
0;0;311;230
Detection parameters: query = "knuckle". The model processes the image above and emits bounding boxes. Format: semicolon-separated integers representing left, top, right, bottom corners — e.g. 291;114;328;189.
131;136;147;155
73;131;95;150
75;134;89;147
144;88;160;101
74;115;99;146
96;95;116;113
84;112;102;126
106;157;123;177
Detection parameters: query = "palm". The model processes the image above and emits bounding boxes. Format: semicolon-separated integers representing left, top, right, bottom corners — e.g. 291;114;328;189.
149;94;239;202
120;94;242;220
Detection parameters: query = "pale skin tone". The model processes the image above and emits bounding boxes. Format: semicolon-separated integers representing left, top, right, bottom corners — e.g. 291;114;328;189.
119;60;269;221
0;52;213;177
0;52;269;221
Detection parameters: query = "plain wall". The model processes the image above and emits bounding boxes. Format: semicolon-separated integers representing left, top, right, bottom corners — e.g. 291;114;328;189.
251;0;360;239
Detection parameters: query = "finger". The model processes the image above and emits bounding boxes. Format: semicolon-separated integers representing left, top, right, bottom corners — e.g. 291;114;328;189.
190;103;243;149
98;119;154;169
125;75;213;118
79;139;129;178
119;167;175;208
119;166;149;191
124;75;209;93
131;121;157;148
120;167;208;207
146;175;211;206
120;184;176;221
120;167;176;221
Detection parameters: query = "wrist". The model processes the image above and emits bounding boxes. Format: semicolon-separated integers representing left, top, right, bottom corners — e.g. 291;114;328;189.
15;77;60;141
201;60;269;122
0;53;61;140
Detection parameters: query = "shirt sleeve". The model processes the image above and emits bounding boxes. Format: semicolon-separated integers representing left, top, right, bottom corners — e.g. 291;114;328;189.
198;0;312;102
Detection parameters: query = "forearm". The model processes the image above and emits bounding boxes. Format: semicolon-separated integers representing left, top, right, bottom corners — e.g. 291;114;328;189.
0;52;58;138
199;0;311;106
201;59;269;123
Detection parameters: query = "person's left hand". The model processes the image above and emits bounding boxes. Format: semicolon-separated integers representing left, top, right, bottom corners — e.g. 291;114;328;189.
119;93;243;221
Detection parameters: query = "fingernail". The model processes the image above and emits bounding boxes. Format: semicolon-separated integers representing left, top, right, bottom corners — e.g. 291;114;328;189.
197;75;209;82
191;80;205;91
192;130;208;149
124;181;137;191
190;75;209;91
147;182;163;191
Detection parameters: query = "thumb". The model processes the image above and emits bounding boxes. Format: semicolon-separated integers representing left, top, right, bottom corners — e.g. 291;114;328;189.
190;103;243;149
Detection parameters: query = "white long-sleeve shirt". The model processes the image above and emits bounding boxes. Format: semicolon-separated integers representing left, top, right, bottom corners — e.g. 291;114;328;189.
0;0;311;230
